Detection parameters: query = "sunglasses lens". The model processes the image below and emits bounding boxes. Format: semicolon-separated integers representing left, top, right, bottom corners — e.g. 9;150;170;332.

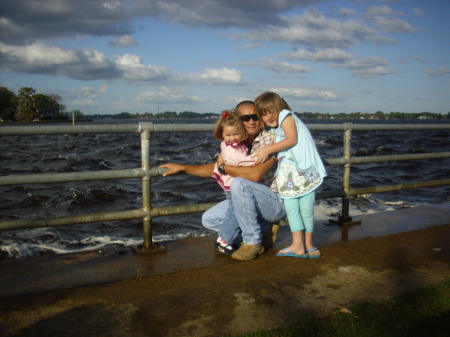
241;114;259;122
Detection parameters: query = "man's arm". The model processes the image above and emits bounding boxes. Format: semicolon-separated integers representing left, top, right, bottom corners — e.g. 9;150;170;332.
224;157;276;182
159;163;215;178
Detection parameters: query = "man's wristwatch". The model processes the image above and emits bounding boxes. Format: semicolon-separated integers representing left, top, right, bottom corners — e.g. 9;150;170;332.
218;164;226;175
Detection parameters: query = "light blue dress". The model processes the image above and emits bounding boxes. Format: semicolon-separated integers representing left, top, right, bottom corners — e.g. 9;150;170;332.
274;109;327;199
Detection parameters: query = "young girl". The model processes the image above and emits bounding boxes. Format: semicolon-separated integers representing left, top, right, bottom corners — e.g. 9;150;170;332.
211;111;256;254
253;92;326;258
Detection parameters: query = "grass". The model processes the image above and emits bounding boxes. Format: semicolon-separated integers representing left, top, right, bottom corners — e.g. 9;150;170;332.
229;279;450;337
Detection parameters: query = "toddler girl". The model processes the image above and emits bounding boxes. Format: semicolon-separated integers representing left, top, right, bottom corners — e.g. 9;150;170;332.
212;111;256;254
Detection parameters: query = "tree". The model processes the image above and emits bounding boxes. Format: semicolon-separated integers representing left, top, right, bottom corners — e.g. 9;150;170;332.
69;109;85;118
34;93;65;120
374;110;385;119
16;87;38;121
0;86;17;121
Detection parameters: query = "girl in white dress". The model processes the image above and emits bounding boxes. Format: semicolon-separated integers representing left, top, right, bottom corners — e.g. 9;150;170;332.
253;92;327;258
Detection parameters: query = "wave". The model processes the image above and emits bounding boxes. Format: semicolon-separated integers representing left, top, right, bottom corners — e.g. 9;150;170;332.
1;120;449;259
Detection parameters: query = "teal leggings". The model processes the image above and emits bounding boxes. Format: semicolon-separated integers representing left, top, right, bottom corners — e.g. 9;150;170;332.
283;191;316;233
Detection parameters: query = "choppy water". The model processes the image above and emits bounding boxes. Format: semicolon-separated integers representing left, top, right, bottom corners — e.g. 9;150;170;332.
1;118;449;258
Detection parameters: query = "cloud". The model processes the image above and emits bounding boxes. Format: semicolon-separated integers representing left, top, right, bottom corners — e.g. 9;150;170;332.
0;42;122;80
423;67;450;77
280;48;395;78
364;5;416;33
232;43;264;50
0;0;325;45
66;85;109;106
332;56;397;78
233;8;394;49
134;86;206;104
338;7;356;17
0;40;244;86
238;58;313;74
115;53;173;81
280;48;354;63
109;35;137;47
272;87;344;101
414;8;424;16
0;0;135;45
154;0;323;28
183;68;243;85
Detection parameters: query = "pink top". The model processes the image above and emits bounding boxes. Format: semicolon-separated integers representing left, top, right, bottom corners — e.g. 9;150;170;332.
212;141;255;191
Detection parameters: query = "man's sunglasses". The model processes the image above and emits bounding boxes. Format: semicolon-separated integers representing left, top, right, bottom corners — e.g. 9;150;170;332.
240;114;259;122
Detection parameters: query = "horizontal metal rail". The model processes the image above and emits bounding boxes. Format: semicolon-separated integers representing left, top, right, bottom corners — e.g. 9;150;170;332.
0;167;165;185
1;122;449;251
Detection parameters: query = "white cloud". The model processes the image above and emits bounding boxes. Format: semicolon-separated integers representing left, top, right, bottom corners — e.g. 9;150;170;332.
273;87;344;101
232;43;263;50
280;48;354;63
183;68;243;85
233;8;395;49
135;86;206;103
414;8;424;16
115;53;172;81
423;67;450;77
364;5;416;34
338;7;356;17
0;0;324;45
332;56;397;78
0;42;121;80
67;85;109;106
109;35;137;47
281;48;395;78
238;58;313;74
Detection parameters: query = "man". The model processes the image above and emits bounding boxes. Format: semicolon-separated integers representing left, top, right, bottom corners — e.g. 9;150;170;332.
159;101;286;261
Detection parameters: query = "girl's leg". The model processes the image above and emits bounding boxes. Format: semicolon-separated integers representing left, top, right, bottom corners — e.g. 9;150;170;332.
299;191;321;256
278;197;307;256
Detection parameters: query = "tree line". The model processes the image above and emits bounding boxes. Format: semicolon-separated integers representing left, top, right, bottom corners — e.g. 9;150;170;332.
0;86;68;122
1;86;448;122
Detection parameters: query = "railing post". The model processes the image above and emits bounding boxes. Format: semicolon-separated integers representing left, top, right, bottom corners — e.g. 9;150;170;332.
138;123;165;254
329;123;361;228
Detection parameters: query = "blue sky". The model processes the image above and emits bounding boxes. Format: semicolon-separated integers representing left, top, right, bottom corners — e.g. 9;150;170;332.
1;0;449;115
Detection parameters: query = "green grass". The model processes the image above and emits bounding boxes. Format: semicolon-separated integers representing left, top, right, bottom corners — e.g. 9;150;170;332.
230;279;450;337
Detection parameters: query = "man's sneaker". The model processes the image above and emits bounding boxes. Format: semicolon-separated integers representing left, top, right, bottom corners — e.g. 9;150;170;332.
215;241;237;256
231;243;265;261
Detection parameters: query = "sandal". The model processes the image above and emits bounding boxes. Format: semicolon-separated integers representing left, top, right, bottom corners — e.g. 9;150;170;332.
306;247;321;258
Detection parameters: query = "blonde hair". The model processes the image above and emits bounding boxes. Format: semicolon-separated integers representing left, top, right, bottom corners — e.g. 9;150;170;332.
254;91;291;127
213;110;248;141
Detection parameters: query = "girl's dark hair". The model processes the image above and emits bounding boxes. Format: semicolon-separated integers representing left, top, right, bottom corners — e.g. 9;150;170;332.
213;111;248;141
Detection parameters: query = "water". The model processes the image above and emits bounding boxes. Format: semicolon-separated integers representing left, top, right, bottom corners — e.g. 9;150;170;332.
1;119;449;258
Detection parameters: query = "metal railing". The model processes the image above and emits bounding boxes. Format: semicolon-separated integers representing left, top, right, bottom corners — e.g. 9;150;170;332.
1;122;449;252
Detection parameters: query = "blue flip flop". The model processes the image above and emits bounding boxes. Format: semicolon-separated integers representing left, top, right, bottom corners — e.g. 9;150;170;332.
307;247;322;258
276;248;308;258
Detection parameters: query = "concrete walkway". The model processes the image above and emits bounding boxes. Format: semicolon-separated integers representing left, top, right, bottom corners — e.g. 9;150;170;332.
1;204;449;337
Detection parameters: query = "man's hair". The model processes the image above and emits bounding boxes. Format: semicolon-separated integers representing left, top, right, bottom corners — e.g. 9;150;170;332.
234;100;255;114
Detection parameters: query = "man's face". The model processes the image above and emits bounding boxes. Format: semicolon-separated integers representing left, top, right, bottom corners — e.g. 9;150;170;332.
236;104;260;137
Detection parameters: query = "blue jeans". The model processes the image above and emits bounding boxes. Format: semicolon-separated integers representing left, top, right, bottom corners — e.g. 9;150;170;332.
202;178;286;245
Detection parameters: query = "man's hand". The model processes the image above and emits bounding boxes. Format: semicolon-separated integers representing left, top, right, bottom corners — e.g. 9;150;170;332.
252;148;271;165
159;163;187;176
159;162;215;178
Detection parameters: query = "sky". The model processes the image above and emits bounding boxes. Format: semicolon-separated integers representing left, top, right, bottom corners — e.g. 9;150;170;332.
0;0;449;115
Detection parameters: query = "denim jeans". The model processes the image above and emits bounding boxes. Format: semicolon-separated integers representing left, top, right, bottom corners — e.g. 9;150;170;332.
202;178;286;245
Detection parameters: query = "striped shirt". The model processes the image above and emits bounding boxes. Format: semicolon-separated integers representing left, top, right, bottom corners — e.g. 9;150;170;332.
248;129;278;192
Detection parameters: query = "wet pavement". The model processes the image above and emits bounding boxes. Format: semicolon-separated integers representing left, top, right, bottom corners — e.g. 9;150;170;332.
1;203;449;337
